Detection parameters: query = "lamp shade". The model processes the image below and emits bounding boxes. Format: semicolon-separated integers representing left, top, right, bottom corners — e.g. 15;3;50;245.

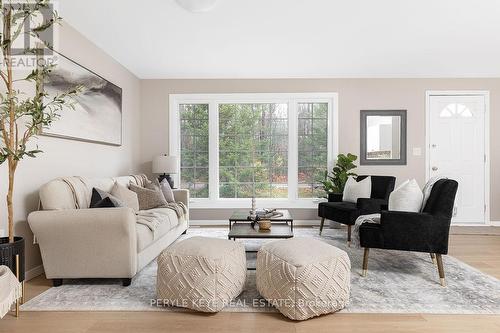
152;155;178;174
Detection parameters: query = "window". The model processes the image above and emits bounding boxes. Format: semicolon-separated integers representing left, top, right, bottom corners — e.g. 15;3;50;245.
170;93;338;208
179;104;209;198
219;103;288;198
440;103;473;118
297;103;329;198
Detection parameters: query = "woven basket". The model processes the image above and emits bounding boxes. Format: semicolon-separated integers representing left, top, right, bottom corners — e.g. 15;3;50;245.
258;220;271;231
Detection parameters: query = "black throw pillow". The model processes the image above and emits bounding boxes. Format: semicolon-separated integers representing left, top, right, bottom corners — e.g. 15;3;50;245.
91;196;116;208
90;188;122;208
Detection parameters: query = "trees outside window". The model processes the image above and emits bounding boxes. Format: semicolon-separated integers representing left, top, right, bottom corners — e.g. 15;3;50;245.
172;93;337;207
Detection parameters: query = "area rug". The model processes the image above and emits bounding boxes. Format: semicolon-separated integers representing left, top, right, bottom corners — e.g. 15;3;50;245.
21;228;500;314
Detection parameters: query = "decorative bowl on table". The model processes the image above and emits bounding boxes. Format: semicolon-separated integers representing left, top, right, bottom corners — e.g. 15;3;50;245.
258;220;271;231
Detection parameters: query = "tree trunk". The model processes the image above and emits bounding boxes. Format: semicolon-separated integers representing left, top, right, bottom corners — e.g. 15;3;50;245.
4;7;15;243
7;161;16;243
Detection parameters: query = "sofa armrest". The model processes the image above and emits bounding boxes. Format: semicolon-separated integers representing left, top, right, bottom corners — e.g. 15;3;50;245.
356;198;388;214
173;189;189;208
380;210;450;252
28;207;137;279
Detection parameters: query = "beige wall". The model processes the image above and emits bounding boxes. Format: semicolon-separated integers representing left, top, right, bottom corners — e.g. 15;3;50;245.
0;23;142;274
140;78;500;221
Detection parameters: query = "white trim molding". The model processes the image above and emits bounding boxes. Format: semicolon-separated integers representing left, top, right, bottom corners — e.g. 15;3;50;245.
25;265;44;281
425;90;490;225
169;93;339;209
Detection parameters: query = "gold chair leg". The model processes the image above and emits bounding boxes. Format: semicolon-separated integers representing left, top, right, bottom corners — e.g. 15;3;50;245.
362;248;369;277
15;254;20;318
319;217;325;236
430;253;437;265
347;225;352;247
21;281;25;304
436;254;446;287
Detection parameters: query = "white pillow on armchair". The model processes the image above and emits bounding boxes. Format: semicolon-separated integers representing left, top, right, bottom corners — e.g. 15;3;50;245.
388;179;423;212
342;176;371;203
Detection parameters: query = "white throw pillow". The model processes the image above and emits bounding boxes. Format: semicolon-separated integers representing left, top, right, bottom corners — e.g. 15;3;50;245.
342;176;371;203
111;182;139;212
388;179;423;212
420;176;447;212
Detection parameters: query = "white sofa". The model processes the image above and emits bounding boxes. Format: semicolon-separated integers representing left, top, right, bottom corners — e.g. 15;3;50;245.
28;174;189;287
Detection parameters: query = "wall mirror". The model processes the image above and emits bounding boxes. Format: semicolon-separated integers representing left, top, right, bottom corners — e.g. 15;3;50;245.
360;110;407;165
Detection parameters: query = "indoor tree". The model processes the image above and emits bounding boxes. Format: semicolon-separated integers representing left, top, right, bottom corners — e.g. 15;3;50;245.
0;0;80;242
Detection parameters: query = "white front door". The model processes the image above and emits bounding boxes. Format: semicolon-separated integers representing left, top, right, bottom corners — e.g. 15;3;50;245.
428;94;487;224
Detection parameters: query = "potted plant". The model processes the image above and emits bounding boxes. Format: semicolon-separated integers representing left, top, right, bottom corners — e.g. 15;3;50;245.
0;1;79;286
319;153;358;202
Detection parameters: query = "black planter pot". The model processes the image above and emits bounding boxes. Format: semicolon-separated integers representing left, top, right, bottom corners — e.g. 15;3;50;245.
0;236;25;281
328;193;343;202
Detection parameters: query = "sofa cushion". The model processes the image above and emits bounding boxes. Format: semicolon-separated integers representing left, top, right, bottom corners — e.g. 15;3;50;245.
111;183;140;212
135;207;183;252
159;179;175;203
39;175;147;210
129;184;168;210
90;188;124;208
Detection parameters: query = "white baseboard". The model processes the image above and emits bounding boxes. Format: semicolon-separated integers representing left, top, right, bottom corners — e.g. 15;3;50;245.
25;265;44;281
488;221;500;226
191;219;320;226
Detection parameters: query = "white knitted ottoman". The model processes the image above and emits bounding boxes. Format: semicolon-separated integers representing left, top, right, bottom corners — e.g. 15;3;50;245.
256;238;351;320
157;236;246;312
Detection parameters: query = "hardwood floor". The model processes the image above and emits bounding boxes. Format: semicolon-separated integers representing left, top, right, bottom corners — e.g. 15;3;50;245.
1;227;499;333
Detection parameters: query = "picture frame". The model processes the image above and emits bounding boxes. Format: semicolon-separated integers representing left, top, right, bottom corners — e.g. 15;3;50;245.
40;50;123;146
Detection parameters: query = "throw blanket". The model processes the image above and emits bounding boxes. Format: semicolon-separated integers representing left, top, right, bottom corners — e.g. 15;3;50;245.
60;176;91;209
0;266;21;319
136;202;188;236
351;176;447;248
352;213;381;248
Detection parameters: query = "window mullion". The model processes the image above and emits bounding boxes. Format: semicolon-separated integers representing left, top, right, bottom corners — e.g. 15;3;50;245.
288;100;298;201
209;102;219;200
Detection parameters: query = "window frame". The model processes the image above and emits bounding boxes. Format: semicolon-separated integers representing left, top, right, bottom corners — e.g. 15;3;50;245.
169;93;338;209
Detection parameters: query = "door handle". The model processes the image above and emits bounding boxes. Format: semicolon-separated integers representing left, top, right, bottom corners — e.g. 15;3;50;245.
432;166;438;171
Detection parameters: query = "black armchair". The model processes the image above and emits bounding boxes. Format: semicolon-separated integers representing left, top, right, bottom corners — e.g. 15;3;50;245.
359;179;458;286
318;175;396;244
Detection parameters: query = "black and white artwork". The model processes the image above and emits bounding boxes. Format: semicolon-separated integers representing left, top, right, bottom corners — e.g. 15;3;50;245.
42;52;122;145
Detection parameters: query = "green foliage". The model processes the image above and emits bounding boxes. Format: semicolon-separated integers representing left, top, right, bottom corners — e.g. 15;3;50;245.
179;102;330;199
1;0;81;241
319;153;358;195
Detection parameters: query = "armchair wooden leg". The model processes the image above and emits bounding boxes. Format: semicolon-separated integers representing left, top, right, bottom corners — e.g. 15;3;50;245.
347;225;352;247
362;248;369;277
430;253;437;265
319;217;325;236
436;254;445;287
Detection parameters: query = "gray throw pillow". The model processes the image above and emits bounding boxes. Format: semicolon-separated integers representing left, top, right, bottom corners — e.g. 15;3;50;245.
145;178;162;192
159;179;175;203
129;183;167;210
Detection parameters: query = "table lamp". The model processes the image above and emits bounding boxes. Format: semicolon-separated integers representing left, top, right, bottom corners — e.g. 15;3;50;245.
152;155;178;188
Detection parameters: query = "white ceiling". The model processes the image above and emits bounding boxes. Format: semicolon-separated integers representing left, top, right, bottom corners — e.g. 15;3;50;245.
59;0;500;79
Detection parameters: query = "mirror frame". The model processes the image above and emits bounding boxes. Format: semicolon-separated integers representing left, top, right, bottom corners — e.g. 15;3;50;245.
360;110;407;165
